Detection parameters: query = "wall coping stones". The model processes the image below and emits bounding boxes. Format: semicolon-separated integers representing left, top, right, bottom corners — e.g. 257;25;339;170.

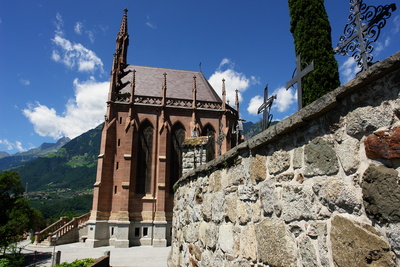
175;51;400;189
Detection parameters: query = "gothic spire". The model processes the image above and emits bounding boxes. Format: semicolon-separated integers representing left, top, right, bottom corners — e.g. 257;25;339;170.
235;89;239;113
119;8;128;36
161;72;167;106
109;9;130;102
115;8;129;67
192;75;197;108
222;78;226;110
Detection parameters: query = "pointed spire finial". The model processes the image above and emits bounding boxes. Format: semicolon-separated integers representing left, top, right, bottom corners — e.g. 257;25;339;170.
163;73;167;91
162;72;167;106
119;8;128;36
222;78;226;110
235;89;239;113
113;8;130;68
192;75;197;92
163;72;167;86
192;75;197;108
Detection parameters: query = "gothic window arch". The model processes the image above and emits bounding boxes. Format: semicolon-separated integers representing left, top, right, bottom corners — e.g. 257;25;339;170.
169;122;185;193
201;123;216;161
135;120;154;194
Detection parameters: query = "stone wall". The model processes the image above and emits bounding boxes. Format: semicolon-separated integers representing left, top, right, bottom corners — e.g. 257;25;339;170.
182;137;211;175
168;52;400;267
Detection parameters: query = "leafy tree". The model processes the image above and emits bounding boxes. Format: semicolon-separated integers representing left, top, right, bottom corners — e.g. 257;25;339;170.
0;171;42;255
288;0;340;107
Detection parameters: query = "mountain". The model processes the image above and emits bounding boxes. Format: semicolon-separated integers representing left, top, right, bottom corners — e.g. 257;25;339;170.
243;120;278;141
0;137;71;171
0;151;10;159
16;124;102;192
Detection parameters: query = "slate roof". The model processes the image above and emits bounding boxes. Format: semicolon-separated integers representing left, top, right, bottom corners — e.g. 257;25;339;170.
119;65;222;103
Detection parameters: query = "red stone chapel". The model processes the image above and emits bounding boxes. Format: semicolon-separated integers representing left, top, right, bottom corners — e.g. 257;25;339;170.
86;9;240;248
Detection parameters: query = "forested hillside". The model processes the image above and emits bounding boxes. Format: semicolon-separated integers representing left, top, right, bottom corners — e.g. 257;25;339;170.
17;124;102;192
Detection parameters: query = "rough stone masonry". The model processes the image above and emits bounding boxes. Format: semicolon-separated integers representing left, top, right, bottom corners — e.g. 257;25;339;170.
168;51;400;266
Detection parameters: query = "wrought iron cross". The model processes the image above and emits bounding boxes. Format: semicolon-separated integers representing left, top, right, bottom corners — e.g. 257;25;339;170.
334;0;396;72
286;54;314;110
257;84;277;131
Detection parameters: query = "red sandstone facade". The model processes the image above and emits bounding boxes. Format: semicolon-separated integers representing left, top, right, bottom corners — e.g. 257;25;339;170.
86;10;239;248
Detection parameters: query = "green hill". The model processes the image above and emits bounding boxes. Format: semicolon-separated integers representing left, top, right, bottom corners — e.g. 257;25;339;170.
16;124;102;192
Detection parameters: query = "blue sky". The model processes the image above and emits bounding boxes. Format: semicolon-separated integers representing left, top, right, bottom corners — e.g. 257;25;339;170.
0;0;399;155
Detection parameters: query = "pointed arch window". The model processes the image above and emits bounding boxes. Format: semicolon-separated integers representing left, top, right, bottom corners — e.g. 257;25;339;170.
135;121;154;194
202;124;216;162
169;123;185;193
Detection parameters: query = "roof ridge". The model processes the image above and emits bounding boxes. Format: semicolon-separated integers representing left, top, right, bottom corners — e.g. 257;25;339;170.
128;64;203;73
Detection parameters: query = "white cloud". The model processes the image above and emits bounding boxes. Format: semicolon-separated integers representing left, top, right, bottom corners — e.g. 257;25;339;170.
219;58;231;67
54;13;64;36
375;36;391;53
51;35;103;73
14;141;25;152
87;31;95;43
23;77;109;140
384;36;391;47
393;15;400;34
52;14;102;73
51;50;61;62
340;57;360;83
146;15;157;29
20;79;30;86
271;87;296;113
208;58;259;105
74;22;83;35
247;95;263;115
0;139;26;152
74;21;95;43
0;139;13;150
247;87;296;116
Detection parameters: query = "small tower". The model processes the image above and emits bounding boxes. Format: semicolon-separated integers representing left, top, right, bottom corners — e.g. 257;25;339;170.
115;8;129;68
222;78;226;110
235;89;239;114
109;8;130;103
